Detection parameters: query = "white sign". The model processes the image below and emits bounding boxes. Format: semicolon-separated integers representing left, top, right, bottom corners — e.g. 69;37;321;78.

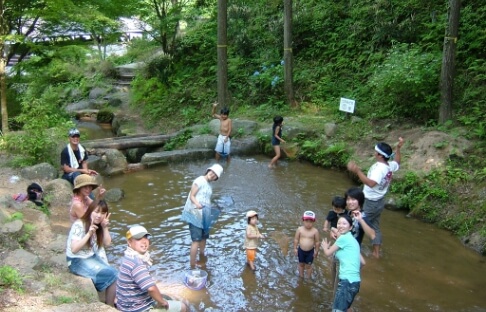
339;97;355;113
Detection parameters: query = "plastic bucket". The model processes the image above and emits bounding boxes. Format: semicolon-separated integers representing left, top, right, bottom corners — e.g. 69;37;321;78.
184;269;208;290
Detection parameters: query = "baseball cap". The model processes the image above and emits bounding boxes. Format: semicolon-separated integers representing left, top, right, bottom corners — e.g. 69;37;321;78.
68;128;80;137
126;225;151;240
302;211;316;221
246;210;258;218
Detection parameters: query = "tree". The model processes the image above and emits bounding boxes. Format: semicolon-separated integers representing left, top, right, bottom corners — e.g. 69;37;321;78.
439;0;461;124
217;0;229;107
143;0;186;55
0;0;8;133
0;0;142;133
283;0;295;107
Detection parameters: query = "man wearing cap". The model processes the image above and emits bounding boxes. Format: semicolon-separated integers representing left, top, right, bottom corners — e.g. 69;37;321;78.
116;225;188;312
61;128;98;185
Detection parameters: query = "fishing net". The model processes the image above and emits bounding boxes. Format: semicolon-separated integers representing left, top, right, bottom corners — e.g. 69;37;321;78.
202;206;221;232
282;142;300;159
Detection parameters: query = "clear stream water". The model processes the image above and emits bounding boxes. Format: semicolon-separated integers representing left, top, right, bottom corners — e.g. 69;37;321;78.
99;156;486;312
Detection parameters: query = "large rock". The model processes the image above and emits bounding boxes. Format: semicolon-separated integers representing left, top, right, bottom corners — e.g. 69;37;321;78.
209;119;258;136
44;179;73;208
89;87;109;100
231;137;261;155
90;149;128;176
65;99;92;113
185;134;216;150
3;249;40;274
20;163;59;181
104;188;124;202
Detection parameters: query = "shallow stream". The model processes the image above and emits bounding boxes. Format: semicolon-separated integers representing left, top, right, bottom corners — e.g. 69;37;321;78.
101;156;486;312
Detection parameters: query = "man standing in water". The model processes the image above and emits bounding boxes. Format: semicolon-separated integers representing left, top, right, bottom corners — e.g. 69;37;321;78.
347;137;404;259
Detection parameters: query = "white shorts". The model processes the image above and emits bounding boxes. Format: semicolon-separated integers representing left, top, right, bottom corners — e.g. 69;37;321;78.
215;134;231;155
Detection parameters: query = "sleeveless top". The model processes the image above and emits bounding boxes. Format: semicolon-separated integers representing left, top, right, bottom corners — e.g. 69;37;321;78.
69;195;91;223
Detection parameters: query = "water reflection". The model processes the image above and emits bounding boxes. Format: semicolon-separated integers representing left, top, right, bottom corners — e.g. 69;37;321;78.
103;156;486;311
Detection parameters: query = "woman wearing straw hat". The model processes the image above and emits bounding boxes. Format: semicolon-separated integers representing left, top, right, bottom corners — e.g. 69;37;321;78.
181;164;223;267
70;174;105;223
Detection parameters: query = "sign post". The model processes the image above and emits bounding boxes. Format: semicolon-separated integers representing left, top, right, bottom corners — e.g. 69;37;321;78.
339;97;355;114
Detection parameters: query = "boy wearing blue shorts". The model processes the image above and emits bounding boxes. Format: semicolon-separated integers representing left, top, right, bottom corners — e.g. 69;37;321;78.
293;211;320;278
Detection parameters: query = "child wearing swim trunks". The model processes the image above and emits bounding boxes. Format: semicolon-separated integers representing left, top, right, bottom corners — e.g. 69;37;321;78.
293;211;320;278
244;210;265;271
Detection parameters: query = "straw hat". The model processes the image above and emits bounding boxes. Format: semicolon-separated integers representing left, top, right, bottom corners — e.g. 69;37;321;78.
73;174;98;191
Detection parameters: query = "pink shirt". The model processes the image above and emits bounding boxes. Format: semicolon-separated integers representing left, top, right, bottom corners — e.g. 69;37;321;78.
69;195;92;223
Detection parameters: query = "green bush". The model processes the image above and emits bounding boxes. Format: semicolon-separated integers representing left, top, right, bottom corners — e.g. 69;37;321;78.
301;140;350;168
5;89;72;167
0;265;23;292
364;43;441;121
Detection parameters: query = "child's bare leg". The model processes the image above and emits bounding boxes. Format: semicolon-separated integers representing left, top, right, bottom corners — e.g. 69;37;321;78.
215;152;220;161
372;244;380;259
305;264;313;279
269;146;281;168
298;262;305;277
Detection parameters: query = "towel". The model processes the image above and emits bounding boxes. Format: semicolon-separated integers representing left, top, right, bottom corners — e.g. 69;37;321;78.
67;144;85;169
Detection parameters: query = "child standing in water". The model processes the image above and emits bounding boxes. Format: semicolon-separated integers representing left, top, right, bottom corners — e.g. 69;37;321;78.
293;211;320;278
323;196;346;234
268;116;285;168
244;210;265;271
212;102;232;161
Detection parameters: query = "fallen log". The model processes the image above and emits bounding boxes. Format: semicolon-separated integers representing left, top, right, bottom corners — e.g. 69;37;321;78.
83;133;179;150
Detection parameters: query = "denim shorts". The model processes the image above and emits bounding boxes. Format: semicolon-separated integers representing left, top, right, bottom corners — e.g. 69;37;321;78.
67;254;117;292
189;223;209;242
332;279;360;312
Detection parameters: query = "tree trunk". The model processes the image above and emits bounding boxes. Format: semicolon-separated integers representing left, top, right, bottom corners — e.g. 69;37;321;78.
217;0;229;107
439;0;461;124
284;0;296;107
0;49;7;134
0;0;8;133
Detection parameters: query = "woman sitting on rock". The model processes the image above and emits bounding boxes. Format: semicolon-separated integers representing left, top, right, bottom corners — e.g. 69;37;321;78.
66;199;117;307
70;174;105;223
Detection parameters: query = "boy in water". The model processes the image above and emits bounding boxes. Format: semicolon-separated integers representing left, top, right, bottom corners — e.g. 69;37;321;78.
212;102;232;161
245;210;265;271
323;196;346;235
293;211;320;278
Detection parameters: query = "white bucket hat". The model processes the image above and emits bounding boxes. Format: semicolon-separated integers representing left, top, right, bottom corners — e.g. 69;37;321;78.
206;164;223;180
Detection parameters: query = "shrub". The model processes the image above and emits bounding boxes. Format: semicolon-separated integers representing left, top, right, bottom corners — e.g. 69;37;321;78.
0;265;23;292
364;43;441;121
